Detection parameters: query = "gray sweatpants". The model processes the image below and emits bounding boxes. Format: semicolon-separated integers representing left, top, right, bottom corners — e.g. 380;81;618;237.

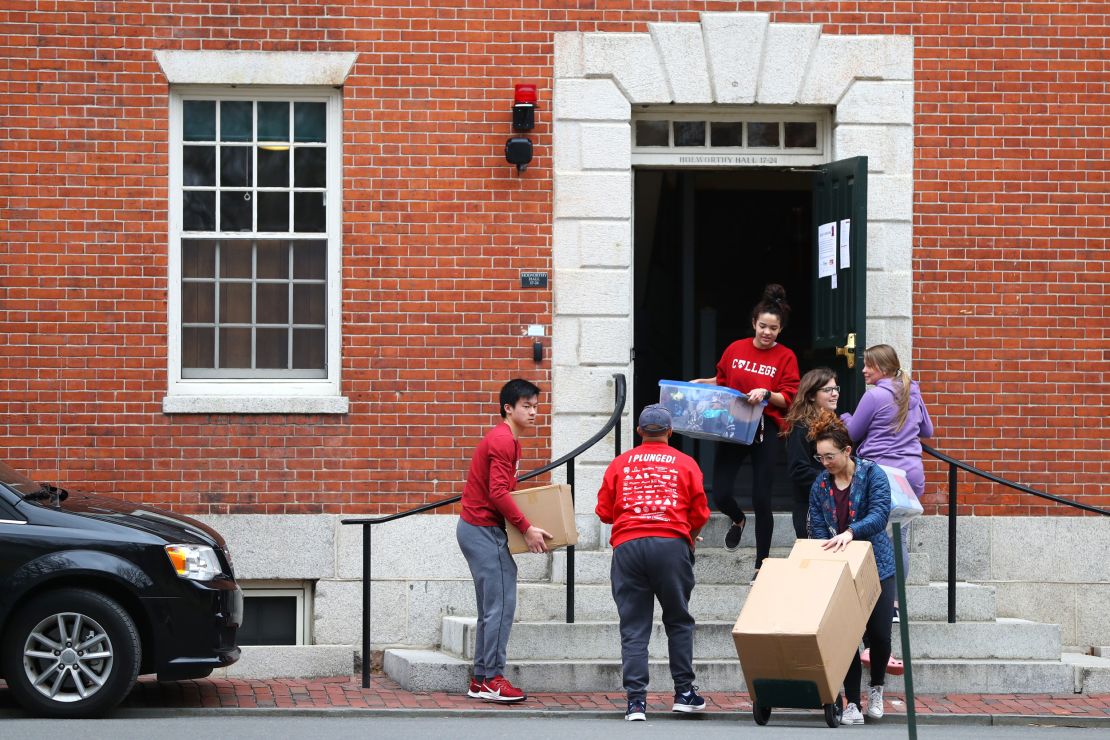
611;536;697;702
456;518;518;680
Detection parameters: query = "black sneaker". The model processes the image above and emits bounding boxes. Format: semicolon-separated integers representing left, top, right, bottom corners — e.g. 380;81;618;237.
892;605;900;623
672;686;706;713
625;698;647;721
724;516;746;551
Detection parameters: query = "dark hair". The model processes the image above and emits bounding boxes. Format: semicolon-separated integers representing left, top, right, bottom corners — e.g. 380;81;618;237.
781;366;837;437
499;378;541;417
751;283;791;329
808;409;852;450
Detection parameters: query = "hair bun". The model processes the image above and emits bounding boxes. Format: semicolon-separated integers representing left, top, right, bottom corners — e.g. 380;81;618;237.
763;283;787;304
809;409;846;437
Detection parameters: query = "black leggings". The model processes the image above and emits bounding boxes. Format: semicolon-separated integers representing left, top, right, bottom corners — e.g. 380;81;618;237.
844;576;896;706
711;422;782;569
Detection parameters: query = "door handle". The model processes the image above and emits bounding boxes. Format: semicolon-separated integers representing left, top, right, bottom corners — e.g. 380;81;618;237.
835;333;857;369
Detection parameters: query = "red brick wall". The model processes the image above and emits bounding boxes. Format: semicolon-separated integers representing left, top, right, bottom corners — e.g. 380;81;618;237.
0;2;1106;516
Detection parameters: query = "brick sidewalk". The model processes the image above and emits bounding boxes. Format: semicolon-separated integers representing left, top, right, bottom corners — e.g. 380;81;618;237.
4;674;1102;719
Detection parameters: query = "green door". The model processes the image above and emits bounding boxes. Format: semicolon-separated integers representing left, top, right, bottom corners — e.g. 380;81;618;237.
812;157;868;410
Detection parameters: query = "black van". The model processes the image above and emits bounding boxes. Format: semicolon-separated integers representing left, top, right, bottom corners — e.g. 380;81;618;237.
0;460;242;717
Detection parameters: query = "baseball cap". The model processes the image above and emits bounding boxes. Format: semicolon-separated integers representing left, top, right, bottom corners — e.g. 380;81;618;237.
638;404;672;433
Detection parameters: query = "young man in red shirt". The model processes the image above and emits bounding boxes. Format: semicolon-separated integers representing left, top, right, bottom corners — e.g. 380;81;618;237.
596;404;711;721
456;378;552;703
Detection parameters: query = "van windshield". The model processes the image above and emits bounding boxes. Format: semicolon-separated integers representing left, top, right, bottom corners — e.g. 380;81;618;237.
0;460;41;498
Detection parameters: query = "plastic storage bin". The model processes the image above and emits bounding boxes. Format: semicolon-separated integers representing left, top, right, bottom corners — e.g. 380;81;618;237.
658;380;767;445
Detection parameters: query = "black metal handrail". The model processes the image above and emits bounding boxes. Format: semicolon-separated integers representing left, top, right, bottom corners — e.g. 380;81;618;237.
341;373;628;687
922;443;1110;624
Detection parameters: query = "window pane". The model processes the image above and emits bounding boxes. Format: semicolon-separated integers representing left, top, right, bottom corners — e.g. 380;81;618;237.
257;241;288;279
785;121;818;148
293;241;326;279
293;329;325;370
220;191;253;232
182;239;216;278
258;101;290;141
294;102;326;142
257;192;289;232
183;100;215;141
635;120;668;147
238;596;297;646
219;328;252;368
220;146;252;187
183;191;215;231
293;192;325;232
256;328;289;369
293;284;325;324
221;100;253;142
257;147;289;187
183;146;215;186
747;122;780;147
182;327;214;368
219;283;252;323
710;122;742;147
220;242;252;279
256;283;289;324
673;121;705;147
293;148;326;188
182;282;215;323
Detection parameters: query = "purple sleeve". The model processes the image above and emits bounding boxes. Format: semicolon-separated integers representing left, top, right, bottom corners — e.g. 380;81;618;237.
918;398;935;439
841;389;880;445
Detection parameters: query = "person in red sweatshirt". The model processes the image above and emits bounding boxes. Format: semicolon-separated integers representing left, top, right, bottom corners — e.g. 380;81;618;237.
456;379;552;703
693;283;800;582
596;404;711;722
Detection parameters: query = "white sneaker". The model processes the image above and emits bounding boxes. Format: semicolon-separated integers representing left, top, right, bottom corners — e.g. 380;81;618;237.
867;685;885;719
841;702;865;725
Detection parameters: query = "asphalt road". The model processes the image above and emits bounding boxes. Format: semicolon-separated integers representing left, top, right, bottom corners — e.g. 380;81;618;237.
0;715;1103;739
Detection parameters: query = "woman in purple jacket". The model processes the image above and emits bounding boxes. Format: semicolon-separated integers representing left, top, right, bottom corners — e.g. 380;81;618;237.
841;344;934;615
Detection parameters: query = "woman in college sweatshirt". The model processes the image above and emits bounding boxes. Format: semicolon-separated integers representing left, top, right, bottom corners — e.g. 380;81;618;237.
693;284;799;581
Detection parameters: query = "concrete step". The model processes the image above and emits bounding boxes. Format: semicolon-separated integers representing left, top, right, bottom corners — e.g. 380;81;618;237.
1062;652;1110;693
383;648;1082;695
550;547;793;585
516;582;748;622
891;618;1061;660
442;616;738;661
697;512;806;549
552;543;931;586
903;581;996;622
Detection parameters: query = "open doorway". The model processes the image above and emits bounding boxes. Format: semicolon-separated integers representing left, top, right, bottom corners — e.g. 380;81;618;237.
633;168;816;510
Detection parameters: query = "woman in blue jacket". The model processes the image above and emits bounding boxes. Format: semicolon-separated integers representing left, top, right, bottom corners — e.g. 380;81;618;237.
808;412;895;725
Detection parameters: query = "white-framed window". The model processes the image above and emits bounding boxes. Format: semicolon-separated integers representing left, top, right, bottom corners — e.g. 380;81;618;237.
631;106;831;167
237;581;313;646
165;86;346;414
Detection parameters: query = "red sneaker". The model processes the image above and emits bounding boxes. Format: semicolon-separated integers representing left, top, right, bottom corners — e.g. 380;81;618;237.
480;675;526;703
860;648;905;676
467;678;484;698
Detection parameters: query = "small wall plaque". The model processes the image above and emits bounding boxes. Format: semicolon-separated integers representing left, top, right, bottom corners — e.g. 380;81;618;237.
520;271;548;288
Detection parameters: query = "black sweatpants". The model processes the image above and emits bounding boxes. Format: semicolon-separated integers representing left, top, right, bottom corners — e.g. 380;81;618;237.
844;576;896;706
711;422;783;569
610;537;697;702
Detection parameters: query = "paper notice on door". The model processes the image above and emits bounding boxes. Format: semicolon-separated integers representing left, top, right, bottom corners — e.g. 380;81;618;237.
839;218;851;269
831;274;838;290
818;221;836;278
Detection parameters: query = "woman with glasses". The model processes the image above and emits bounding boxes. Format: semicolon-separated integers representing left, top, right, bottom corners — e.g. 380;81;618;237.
841;344;934;588
691;284;800;584
808;412;895;725
781;367;840;539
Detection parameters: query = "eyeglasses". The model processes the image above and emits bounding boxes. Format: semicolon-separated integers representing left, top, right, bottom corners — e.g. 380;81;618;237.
817;386;841;394
813;452;845;463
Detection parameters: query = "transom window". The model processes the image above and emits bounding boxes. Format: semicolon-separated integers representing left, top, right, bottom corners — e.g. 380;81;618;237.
167;87;343;406
631;109;829;167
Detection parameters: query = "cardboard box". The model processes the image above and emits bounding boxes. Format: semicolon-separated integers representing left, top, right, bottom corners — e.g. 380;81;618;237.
788;539;881;618
657;379;766;445
732;558;866;705
505;483;579;555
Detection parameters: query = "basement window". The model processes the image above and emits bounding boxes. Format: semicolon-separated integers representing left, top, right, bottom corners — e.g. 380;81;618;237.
238;582;312;646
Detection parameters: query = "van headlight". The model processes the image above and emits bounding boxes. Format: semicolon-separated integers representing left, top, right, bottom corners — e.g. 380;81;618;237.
165;544;223;581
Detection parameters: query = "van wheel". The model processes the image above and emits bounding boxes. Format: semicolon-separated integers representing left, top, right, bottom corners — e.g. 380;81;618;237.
1;589;140;718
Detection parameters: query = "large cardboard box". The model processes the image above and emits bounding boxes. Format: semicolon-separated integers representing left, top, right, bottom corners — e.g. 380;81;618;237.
788;539;881;618
505;484;579;555
732;558;866;705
